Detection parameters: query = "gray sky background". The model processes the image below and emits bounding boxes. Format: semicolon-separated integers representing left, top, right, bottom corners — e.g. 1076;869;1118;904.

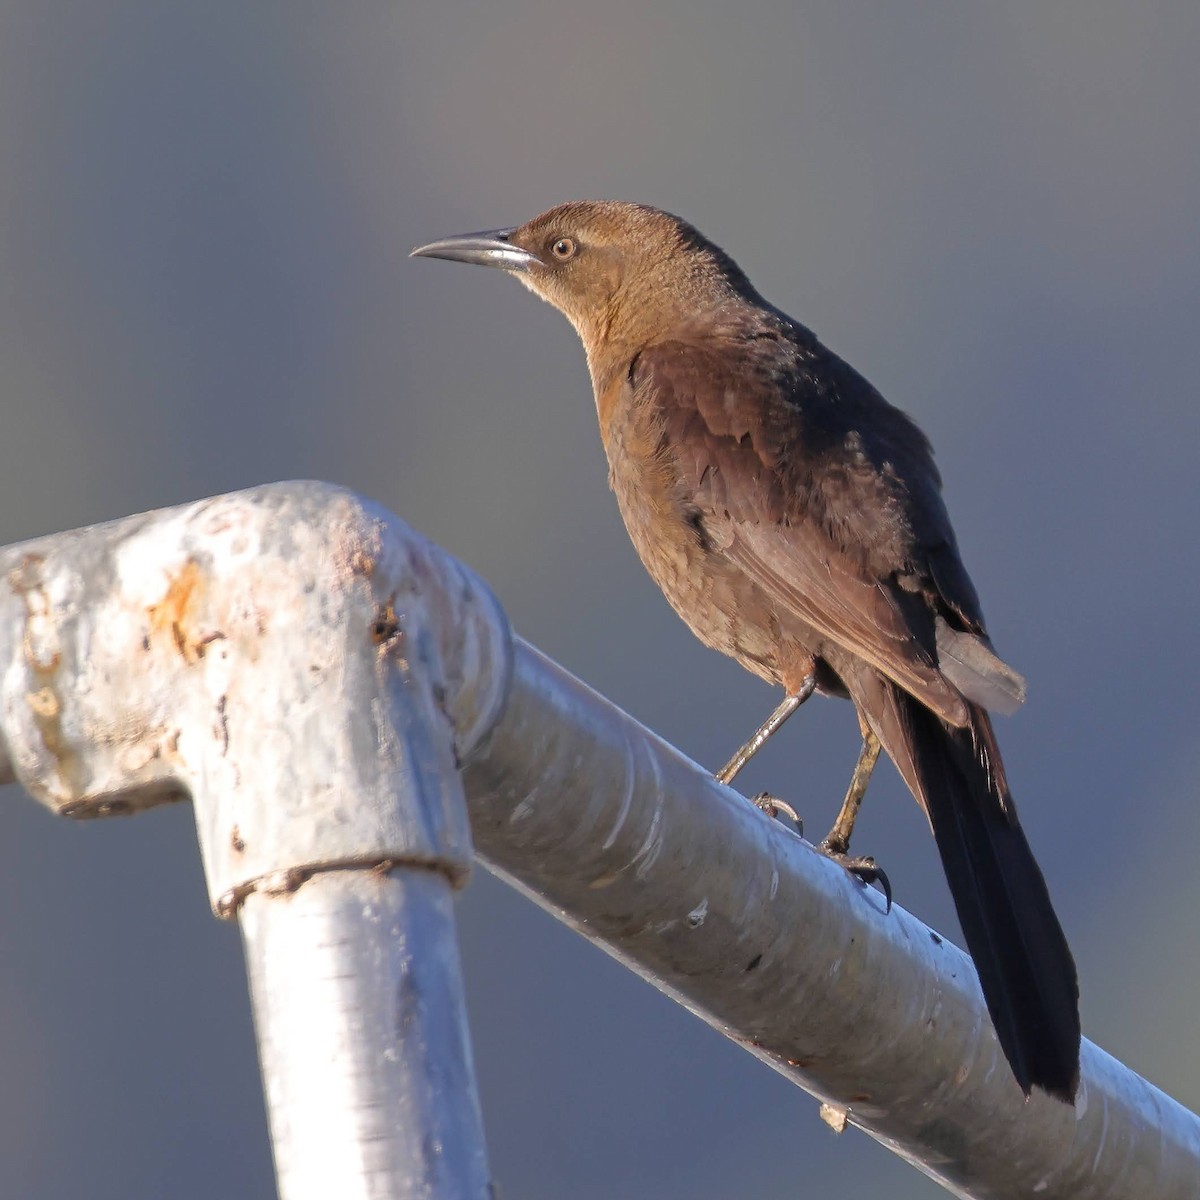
1;3;1198;1197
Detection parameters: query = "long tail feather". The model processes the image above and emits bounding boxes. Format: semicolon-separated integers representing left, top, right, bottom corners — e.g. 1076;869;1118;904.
875;684;1080;1101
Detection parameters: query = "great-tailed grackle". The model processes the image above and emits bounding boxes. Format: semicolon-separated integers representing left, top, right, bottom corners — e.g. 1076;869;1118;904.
412;201;1081;1103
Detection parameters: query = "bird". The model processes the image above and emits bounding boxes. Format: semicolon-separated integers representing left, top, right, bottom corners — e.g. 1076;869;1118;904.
411;200;1080;1103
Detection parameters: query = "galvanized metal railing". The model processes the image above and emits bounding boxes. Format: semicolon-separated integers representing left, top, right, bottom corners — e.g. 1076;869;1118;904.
0;482;1195;1199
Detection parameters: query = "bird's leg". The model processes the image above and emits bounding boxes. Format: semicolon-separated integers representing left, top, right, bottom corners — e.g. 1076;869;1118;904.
819;726;891;911
716;674;816;832
821;728;881;854
715;675;816;786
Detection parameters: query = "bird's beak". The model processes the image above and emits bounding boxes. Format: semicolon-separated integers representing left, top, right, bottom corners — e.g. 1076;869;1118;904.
409;228;539;272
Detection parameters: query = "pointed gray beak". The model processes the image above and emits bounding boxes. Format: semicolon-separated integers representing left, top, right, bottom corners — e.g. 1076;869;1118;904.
410;228;539;272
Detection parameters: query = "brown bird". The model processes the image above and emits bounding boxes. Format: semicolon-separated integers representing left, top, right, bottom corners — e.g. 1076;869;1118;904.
412;201;1080;1102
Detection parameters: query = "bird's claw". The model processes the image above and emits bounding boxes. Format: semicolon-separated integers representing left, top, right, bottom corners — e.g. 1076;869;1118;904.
752;792;803;836
819;843;893;913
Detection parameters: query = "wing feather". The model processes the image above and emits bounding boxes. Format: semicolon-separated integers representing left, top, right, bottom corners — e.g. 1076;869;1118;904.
631;325;1021;724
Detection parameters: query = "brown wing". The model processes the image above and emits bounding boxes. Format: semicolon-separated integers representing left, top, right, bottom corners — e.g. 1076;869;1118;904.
631;318;1015;725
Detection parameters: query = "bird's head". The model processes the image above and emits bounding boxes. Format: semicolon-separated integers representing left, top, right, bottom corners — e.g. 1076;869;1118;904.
411;200;760;358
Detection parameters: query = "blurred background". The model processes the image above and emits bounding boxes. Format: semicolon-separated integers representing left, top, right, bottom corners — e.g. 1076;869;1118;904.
1;2;1197;1196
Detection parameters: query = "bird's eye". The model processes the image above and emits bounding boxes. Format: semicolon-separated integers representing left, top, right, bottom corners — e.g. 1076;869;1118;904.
550;237;577;261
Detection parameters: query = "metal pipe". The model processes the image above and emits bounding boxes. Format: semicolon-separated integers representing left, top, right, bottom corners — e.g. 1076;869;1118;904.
1;482;1197;1198
463;641;1200;1200
241;870;489;1200
0;482;505;1200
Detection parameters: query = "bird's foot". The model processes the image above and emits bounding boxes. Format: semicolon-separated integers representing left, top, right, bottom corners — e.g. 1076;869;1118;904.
819;840;892;913
752;792;803;836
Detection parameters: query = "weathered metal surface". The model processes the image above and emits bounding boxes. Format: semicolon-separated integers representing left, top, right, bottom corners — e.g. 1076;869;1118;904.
1;482;1196;1199
0;481;505;1200
242;870;490;1200
463;641;1200;1200
0;481;512;905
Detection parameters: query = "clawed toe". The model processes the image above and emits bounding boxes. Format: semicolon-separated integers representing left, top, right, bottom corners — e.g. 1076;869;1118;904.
752;792;803;835
819;842;893;913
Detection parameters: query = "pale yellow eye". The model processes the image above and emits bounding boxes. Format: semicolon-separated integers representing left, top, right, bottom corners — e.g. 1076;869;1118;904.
550;237;577;261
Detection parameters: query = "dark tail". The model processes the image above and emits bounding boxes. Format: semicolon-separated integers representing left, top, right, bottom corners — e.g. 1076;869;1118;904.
877;684;1080;1101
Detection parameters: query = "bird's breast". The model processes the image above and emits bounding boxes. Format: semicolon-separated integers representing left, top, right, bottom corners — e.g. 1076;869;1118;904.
597;380;786;684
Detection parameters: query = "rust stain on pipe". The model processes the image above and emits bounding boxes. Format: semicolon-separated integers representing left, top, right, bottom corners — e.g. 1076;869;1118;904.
148;558;220;664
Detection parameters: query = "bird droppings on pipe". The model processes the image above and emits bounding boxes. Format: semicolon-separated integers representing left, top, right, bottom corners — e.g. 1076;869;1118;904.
820;1103;849;1134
